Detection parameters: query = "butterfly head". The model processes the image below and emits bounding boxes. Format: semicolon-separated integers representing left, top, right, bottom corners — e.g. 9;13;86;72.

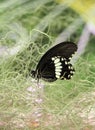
31;70;36;78
31;70;41;81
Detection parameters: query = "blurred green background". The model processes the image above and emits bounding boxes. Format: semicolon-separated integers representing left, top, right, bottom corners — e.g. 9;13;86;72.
0;0;95;129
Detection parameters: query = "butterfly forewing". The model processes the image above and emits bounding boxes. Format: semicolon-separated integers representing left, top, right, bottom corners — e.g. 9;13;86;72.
31;41;77;82
41;59;57;82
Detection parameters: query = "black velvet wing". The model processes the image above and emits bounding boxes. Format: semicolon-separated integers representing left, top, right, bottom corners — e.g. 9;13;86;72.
31;41;77;82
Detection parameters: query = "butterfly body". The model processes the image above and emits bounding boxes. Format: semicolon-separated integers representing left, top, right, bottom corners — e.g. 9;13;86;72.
31;41;77;82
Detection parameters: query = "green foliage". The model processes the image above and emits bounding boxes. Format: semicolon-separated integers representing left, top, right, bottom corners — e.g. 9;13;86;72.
0;0;95;129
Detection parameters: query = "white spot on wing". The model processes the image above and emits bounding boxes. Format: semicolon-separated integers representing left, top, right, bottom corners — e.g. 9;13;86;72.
55;68;61;72
52;57;55;61
65;61;68;65
70;70;75;74
68;75;71;78
61;58;64;61
56;65;62;69
68;66;71;69
54;58;60;63
56;71;61;75
56;75;60;78
70;66;73;70
69;57;72;60
55;62;61;66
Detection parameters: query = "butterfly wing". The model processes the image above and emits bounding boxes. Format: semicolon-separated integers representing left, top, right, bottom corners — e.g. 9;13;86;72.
40;59;57;82
32;41;77;82
41;56;75;82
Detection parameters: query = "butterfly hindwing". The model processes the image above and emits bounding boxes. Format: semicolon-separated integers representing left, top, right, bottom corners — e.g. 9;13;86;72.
60;58;75;80
48;56;75;81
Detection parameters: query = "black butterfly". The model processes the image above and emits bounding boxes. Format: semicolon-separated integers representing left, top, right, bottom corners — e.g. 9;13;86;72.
31;41;77;82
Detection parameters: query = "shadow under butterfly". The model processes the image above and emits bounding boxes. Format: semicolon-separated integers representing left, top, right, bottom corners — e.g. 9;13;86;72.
31;41;77;82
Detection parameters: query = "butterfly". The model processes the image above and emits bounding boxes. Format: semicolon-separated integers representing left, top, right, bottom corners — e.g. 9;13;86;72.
31;41;77;82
